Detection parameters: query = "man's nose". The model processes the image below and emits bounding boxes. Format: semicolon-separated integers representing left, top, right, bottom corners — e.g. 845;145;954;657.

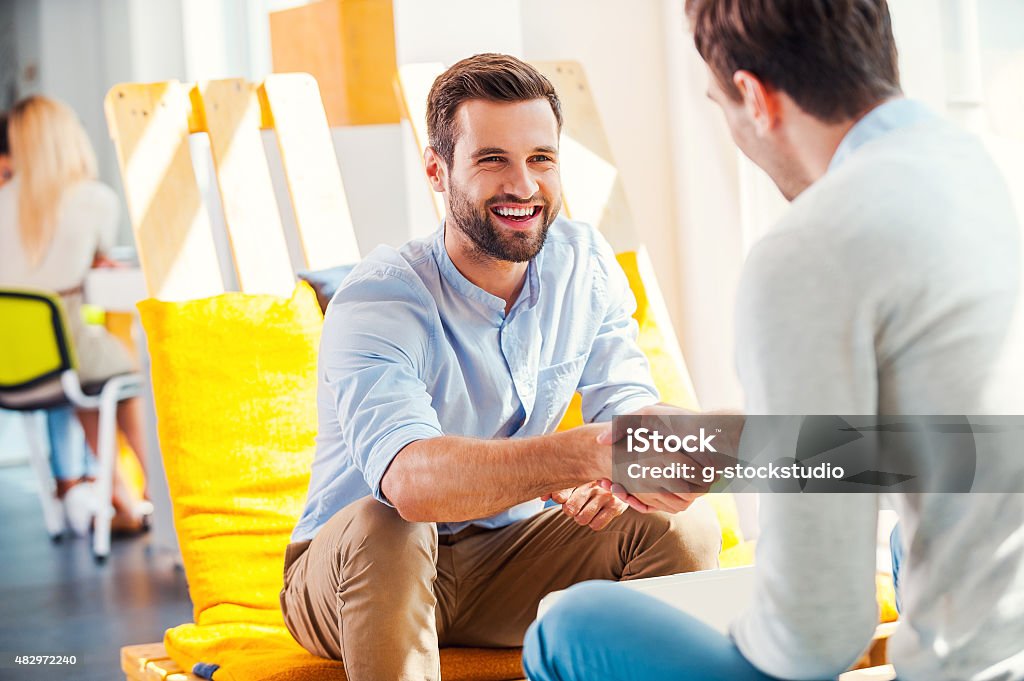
503;161;540;200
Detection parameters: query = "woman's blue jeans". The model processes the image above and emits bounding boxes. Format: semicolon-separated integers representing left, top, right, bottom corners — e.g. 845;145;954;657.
46;407;94;481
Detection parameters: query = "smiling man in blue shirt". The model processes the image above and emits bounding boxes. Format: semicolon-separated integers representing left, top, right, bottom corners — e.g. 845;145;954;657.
278;54;721;681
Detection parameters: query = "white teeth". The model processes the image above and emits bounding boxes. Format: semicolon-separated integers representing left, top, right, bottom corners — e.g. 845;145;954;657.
495;206;534;217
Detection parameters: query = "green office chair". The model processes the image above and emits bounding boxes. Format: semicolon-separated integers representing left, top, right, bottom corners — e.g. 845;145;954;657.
0;288;143;562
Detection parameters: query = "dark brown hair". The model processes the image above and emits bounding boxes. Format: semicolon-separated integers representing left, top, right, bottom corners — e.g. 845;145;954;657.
426;53;563;167
686;0;901;121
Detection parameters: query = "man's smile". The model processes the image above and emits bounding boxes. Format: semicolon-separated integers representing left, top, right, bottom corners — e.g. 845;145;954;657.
490;203;543;230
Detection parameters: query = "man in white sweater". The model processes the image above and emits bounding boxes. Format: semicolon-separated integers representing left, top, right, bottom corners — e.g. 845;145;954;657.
523;1;1024;680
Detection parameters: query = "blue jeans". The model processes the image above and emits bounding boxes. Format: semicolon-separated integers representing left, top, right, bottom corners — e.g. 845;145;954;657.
523;531;906;680
890;523;903;614
46;407;95;481
523;580;784;681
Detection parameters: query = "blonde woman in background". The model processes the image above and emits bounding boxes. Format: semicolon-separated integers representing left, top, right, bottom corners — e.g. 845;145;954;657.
1;112;99;536
0;95;150;532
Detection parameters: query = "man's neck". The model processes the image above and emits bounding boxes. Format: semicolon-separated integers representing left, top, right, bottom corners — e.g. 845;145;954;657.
444;225;528;315
785;98;892;193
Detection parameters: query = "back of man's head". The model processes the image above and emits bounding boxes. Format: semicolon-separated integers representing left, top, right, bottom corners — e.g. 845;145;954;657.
426;53;562;168
686;0;901;122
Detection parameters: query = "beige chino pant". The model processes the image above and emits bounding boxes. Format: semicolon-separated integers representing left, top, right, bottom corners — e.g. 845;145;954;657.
280;496;721;681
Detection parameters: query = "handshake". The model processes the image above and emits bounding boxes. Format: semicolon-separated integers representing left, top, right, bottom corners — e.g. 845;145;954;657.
544;404;742;530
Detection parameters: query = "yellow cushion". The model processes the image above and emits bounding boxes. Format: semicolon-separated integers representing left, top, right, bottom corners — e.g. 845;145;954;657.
705;493;743;554
139;282;527;681
877;572;899;623
138;283;327;680
616;251;699;411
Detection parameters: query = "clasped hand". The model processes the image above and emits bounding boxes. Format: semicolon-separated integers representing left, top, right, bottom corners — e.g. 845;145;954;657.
541;481;629;531
595;404;735;515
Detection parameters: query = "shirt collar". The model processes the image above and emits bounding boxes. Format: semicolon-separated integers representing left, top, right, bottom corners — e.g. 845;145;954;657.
432;222;542;322
828;98;936;173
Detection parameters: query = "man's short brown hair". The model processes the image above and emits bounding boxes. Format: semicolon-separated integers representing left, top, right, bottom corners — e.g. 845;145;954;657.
426;53;563;168
686;0;901;122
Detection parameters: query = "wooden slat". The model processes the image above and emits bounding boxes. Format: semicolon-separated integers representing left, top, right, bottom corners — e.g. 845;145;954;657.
194;79;295;296
838;666;897;681
122;641;527;681
395;62;447;219
104;82;224;300
269;0;401;126
530;60;635;253
335;0;401;125
261;74;361;268
121;643;202;681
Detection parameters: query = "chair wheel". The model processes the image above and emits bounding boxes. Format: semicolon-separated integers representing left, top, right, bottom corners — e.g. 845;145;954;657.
50;533;64;544
93;554;108;565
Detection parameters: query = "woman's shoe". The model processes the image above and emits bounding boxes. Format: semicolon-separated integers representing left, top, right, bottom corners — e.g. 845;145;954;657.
62;481;98;537
109;510;149;536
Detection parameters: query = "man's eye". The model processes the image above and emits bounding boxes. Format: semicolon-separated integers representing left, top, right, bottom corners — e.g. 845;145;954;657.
481;156;504;163
530;155;555;163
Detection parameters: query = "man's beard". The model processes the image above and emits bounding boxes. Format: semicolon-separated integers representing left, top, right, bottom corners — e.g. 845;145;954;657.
446;180;559;263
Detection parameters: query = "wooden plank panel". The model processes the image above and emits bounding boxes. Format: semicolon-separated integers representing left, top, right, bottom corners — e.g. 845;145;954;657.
396;62;447;219
261;74;361;268
269;0;400;127
194;79;294;296
336;0;401;125
104;82;224;300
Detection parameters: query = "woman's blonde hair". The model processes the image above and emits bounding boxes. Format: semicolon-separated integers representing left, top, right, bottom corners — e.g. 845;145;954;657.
9;95;98;265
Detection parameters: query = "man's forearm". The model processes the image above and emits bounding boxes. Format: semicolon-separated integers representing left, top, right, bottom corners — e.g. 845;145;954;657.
381;426;608;523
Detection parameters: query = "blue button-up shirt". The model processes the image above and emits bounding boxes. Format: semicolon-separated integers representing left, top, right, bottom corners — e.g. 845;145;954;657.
292;217;660;541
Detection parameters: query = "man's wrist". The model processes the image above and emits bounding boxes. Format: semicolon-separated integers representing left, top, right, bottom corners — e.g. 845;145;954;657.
550;427;609;487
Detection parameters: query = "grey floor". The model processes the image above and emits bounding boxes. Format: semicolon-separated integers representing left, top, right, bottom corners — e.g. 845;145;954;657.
0;463;193;681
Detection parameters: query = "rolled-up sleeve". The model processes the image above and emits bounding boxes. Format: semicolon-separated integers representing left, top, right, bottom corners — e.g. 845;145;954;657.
321;269;444;505
577;241;659;423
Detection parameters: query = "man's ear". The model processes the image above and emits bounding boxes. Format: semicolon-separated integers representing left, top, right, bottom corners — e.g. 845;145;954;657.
424;147;448;194
732;70;779;137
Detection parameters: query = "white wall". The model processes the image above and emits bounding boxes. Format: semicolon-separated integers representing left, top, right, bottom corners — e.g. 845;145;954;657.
0;3;19;109
8;0;190;244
